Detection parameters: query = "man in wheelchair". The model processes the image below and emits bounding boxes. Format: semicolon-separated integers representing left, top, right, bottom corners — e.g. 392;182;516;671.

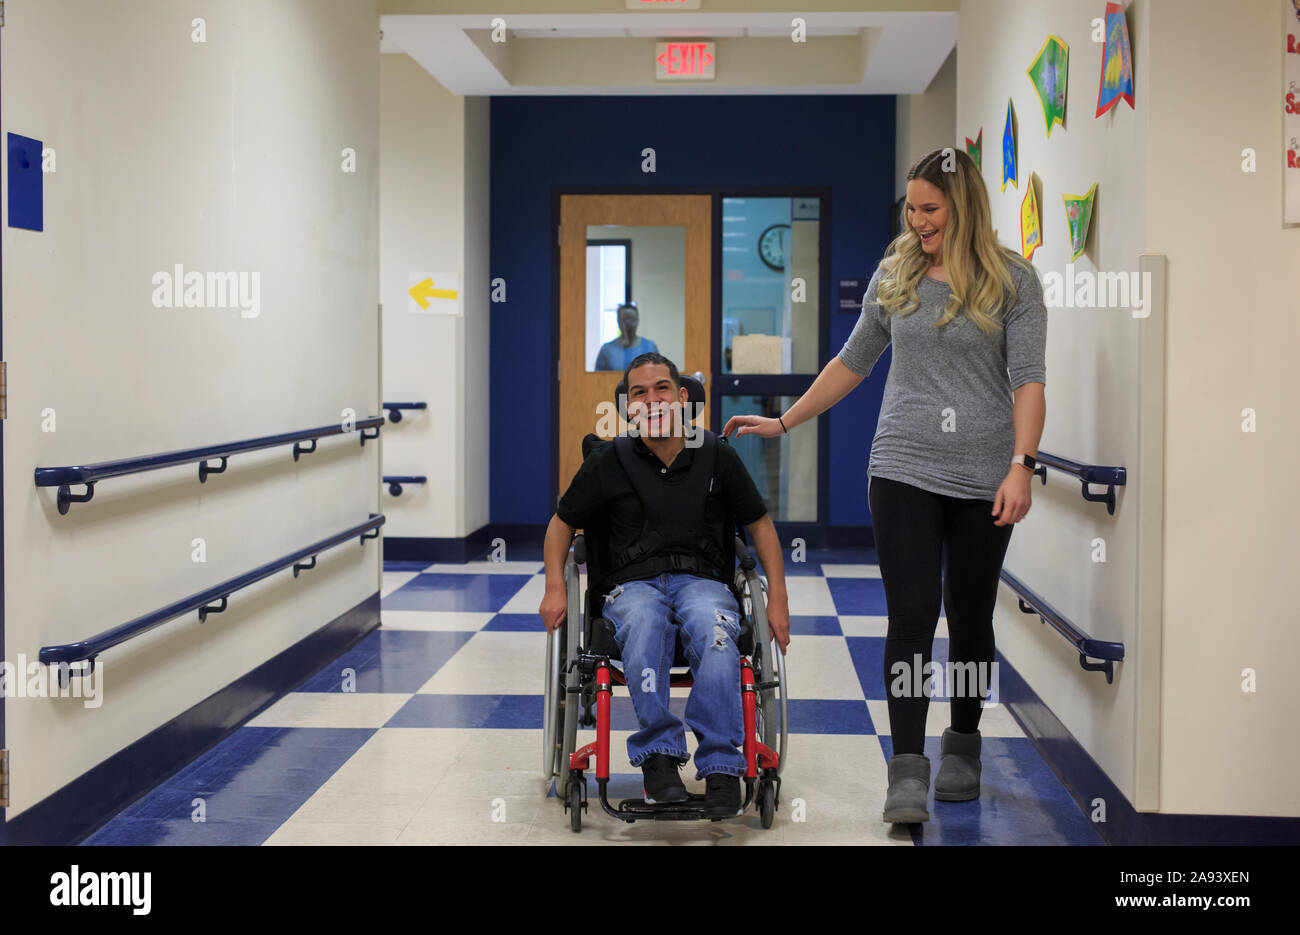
540;353;790;819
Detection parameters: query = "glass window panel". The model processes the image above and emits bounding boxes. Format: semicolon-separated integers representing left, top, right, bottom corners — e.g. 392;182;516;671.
586;225;686;373
721;395;817;522
720;197;821;375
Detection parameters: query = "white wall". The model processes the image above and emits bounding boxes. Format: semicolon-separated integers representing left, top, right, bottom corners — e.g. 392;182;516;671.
2;0;381;815
379;54;489;540
1145;0;1299;816
462;97;491;541
957;0;1151;807
960;0;1300;819
896;47;958;199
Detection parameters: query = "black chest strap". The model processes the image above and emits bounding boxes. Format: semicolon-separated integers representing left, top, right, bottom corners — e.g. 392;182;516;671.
608;429;727;583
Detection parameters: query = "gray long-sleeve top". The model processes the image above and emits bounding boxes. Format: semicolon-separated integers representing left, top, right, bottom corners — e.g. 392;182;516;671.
836;257;1047;500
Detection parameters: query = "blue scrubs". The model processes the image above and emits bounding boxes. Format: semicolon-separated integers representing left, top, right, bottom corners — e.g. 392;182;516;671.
595;336;659;371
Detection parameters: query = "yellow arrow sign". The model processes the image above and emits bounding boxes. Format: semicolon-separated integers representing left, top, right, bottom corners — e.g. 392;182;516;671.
408;277;459;309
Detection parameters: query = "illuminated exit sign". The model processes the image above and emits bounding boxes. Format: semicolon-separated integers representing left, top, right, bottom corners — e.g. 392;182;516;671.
655;41;715;80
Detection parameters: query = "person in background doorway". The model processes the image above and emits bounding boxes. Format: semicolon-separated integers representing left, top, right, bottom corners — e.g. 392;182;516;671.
723;147;1047;826
595;302;659;371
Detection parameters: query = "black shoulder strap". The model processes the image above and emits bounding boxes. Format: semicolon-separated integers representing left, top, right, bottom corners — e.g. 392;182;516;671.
610;428;718;569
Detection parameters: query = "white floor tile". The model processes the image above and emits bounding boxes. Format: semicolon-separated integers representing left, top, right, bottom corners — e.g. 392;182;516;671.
782;635;865;701
839;616;948;637
781;576;839;616
264;821;407;846
418;631;548;694
777;734;911;846
246;692;409;729
819;564;882;578
423;560;545;575
865;698;1025;739
381;610;495;632
381;571;419;598
498;573;549;614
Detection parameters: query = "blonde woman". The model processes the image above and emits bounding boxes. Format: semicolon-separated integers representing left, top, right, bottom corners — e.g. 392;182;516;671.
722;148;1047;824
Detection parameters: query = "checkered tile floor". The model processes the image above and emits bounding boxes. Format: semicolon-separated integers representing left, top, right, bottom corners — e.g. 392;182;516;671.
84;545;1102;845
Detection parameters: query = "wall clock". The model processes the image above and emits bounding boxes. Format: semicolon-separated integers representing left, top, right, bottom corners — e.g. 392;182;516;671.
758;223;790;272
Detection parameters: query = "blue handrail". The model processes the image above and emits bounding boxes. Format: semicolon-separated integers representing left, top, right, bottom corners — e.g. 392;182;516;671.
34;417;384;514
39;514;385;670
1000;569;1125;683
382;402;427;423
383;475;427;496
1032;451;1127;515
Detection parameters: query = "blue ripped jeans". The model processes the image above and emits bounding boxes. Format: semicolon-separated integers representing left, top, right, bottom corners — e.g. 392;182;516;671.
600;572;746;779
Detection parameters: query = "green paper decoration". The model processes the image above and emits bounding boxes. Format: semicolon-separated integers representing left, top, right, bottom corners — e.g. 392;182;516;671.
1062;183;1098;261
1027;34;1069;137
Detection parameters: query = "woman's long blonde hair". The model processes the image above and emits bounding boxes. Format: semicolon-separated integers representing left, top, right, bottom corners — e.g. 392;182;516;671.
877;148;1027;334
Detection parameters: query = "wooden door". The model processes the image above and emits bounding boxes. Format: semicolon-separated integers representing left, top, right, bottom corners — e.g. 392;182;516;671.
557;194;712;503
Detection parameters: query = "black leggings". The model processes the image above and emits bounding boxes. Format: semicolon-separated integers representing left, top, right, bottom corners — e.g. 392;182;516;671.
868;474;1014;756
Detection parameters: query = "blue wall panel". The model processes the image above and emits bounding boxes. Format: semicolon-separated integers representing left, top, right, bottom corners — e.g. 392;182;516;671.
489;95;898;528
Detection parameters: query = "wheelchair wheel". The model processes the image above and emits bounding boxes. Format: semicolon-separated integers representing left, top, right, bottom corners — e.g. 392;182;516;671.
568;780;583;833
542;618;564;777
544;552;584;781
759;780;776;829
736;564;787;778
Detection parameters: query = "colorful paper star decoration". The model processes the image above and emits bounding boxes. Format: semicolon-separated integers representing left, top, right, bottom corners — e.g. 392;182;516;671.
1001;101;1017;191
1027;35;1069;136
1062;183;1098;260
1096;2;1135;116
1021;182;1041;259
966;128;983;171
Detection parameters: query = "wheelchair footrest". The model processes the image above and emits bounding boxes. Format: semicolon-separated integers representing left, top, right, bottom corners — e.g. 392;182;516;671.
616;794;713;821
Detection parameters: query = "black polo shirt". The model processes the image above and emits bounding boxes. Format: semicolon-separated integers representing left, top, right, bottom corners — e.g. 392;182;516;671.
556;433;768;576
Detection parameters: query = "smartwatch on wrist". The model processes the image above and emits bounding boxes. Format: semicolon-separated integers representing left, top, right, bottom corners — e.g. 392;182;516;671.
1011;453;1038;472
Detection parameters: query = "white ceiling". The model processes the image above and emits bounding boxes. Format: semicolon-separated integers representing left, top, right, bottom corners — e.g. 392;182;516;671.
380;10;957;95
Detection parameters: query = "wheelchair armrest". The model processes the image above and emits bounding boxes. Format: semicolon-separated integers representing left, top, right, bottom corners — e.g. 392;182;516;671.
573;534;586;566
734;535;757;572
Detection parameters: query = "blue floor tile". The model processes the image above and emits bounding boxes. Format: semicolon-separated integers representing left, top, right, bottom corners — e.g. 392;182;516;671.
789;615;843;636
483;613;548;632
785;698;875;734
84;817;287;846
385;693;542;728
86;727;373;845
848;636;952;701
879;735;1103;845
826;577;890;615
296;629;475;692
382;572;534;612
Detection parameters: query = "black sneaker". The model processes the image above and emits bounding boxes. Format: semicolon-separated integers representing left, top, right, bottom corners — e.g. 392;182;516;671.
641;754;689;804
704;774;742;818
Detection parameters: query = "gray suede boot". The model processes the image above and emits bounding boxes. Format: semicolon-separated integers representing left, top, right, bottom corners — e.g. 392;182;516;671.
882;753;930;823
933;727;982;801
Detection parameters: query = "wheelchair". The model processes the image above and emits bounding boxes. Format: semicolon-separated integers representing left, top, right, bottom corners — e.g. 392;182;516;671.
542;373;789;832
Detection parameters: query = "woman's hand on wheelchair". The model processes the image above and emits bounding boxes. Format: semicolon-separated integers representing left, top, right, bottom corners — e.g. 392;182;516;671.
722;414;784;439
539;584;568;633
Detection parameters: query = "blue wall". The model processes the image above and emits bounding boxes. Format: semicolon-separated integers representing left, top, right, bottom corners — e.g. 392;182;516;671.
489;94;896;529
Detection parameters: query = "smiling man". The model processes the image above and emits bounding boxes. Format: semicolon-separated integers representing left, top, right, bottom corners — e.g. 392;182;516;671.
539;353;790;818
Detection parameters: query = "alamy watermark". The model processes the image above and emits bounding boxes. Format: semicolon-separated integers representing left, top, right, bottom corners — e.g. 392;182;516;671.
151;264;261;319
1041;263;1152;317
889;655;1000;706
0;655;102;708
